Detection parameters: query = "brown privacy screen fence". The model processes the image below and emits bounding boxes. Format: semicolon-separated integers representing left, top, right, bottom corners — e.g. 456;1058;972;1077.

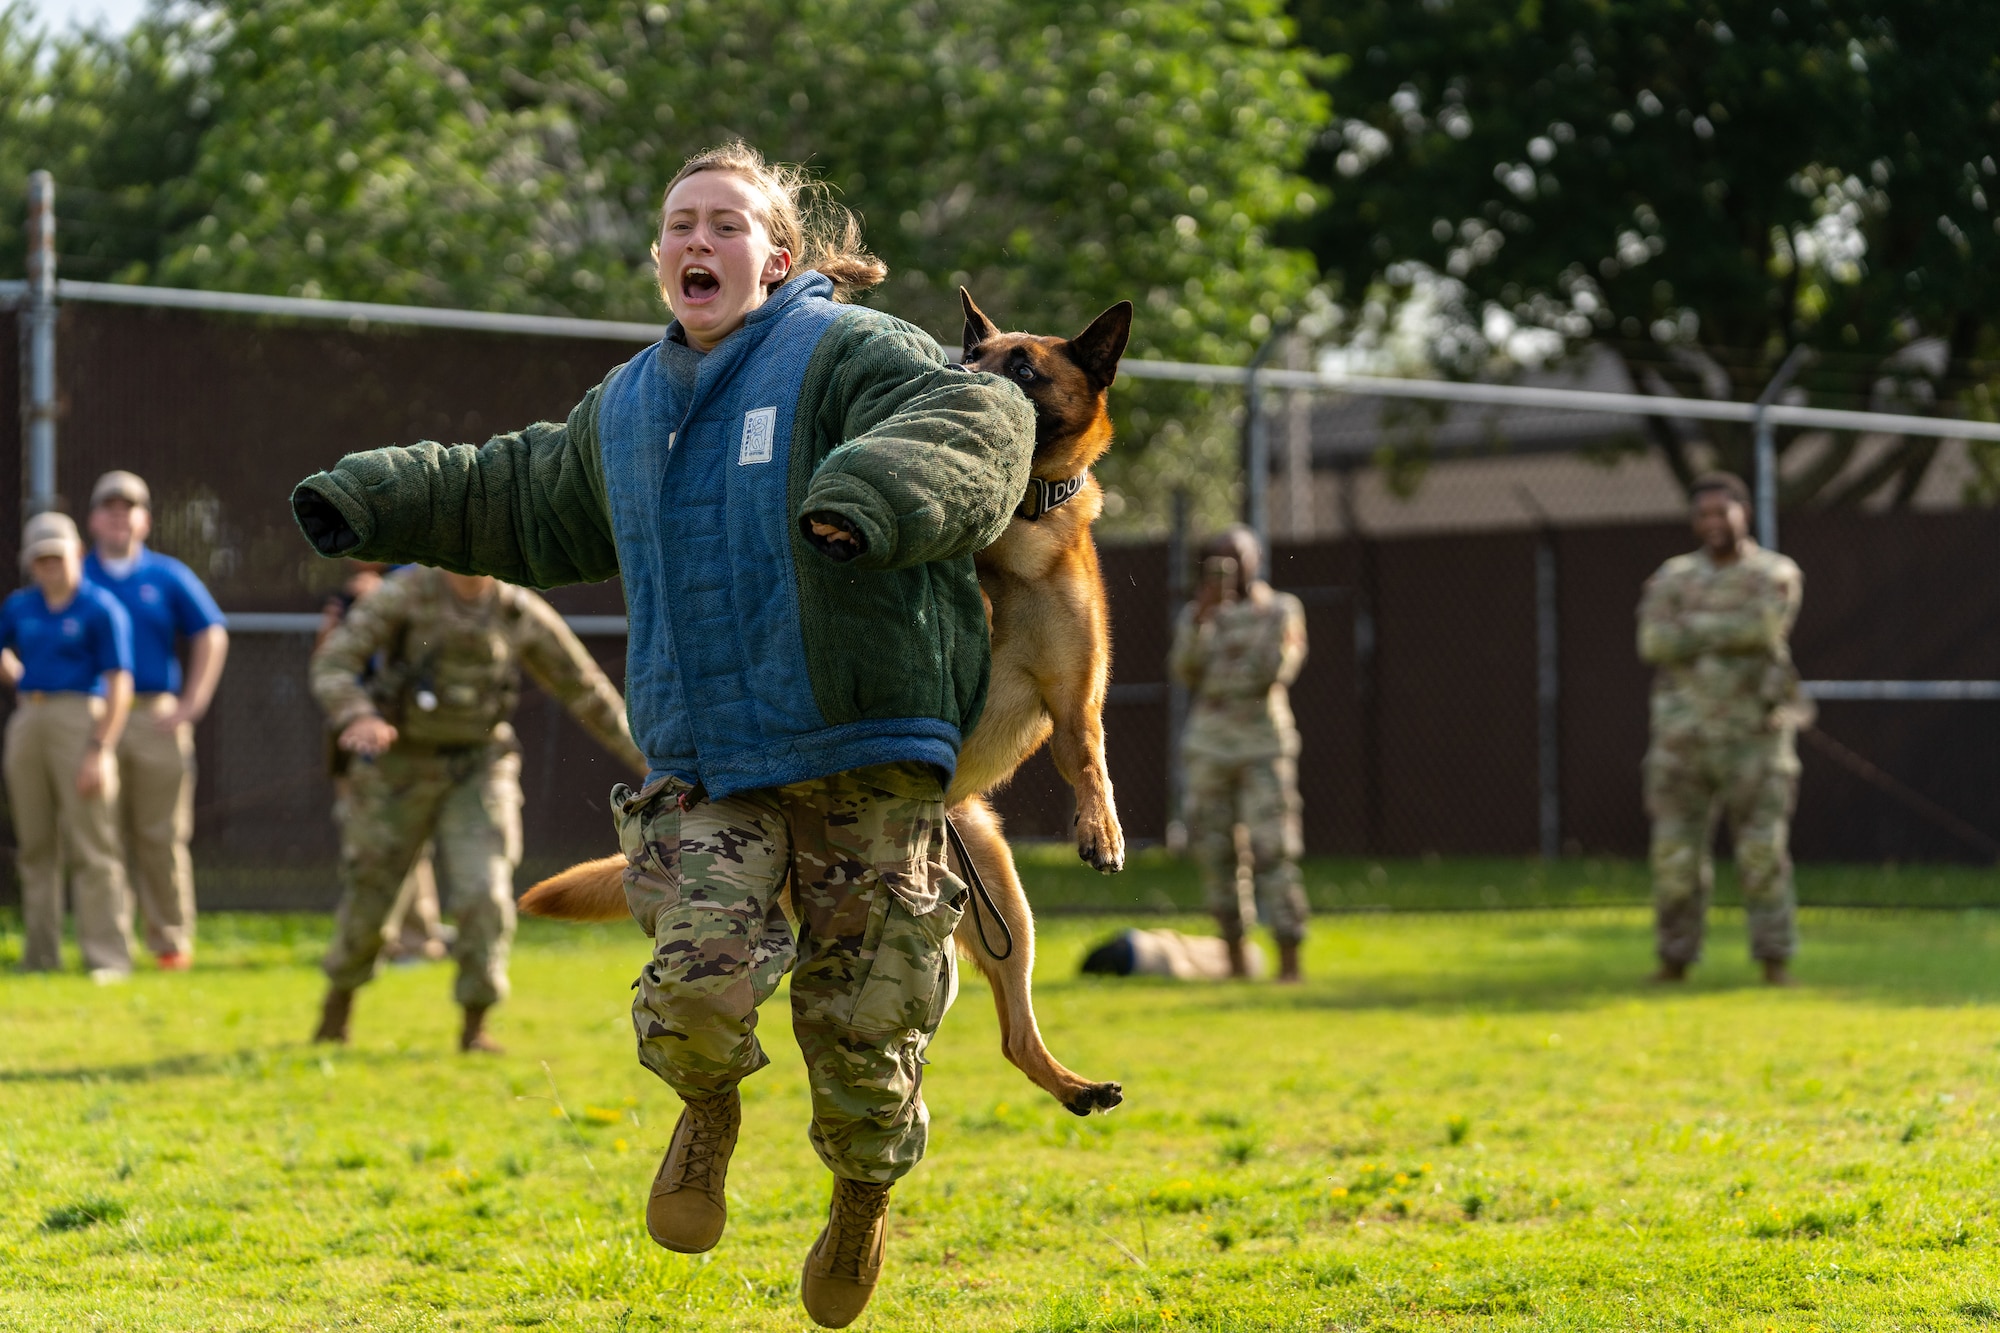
2;302;1998;909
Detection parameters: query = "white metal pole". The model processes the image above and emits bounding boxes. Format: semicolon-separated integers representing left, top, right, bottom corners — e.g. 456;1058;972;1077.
1750;345;1808;552
1240;322;1289;563
1754;410;1777;550
23;171;56;518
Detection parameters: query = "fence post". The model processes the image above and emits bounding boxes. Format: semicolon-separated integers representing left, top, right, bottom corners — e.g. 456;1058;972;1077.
1339;462;1382;852
1241;323;1290;562
1165;488;1190;852
23;170;57;518
1284;335;1313;537
1534;529;1561;859
1753;345;1812;551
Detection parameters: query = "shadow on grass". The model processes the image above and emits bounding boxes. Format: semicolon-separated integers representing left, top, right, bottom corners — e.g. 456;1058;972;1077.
0;1041;446;1084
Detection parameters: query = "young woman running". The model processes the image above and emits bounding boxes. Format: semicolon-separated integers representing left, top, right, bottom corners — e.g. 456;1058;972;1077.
290;142;1033;1328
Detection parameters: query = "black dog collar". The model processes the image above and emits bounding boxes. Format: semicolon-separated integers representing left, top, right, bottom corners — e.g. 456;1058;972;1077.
1018;471;1088;521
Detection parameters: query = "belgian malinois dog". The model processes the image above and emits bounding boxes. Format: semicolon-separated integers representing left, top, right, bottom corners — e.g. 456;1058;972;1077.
520;289;1132;1116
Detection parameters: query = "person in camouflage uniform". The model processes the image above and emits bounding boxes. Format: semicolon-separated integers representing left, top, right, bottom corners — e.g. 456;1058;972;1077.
310;564;645;1050
1170;526;1310;982
288;145;1036;1328
317;561;448;964
1638;472;1808;986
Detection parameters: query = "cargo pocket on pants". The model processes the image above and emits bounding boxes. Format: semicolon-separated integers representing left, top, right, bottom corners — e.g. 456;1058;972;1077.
848;895;964;1037
612;779;682;935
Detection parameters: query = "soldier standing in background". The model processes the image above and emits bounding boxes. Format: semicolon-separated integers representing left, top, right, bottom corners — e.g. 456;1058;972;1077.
309;565;645;1050
1638;472;1808;986
1169;525;1310;982
1;512;136;979
83;471;229;971
317;561;447;963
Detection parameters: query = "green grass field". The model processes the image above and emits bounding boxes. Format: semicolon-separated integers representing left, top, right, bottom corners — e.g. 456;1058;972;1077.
3;873;2000;1329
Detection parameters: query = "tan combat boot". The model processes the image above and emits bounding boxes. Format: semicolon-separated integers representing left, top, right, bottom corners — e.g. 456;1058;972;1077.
1277;939;1303;983
646;1088;740;1253
800;1176;892;1328
313;987;355;1044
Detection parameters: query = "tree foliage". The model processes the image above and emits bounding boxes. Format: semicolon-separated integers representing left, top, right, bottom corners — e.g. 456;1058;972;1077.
0;4;210;283
1289;0;2000;505
6;0;1327;531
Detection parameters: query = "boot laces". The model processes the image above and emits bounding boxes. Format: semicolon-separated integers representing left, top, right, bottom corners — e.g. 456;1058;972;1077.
825;1178;890;1276
672;1094;737;1194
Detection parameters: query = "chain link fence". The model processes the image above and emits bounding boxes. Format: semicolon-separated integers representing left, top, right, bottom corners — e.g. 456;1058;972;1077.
4;297;1997;909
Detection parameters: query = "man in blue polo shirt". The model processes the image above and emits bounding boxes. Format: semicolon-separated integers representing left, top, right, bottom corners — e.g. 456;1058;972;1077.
1;510;136;979
83;471;229;970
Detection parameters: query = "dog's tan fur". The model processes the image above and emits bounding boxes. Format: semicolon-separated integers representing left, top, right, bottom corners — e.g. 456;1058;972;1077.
518;290;1132;1116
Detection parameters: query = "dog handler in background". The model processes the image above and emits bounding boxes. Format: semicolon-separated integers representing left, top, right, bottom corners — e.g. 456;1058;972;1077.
1170;525;1310;982
1;511;137;979
288;141;1033;1328
83;470;229;971
308;565;644;1052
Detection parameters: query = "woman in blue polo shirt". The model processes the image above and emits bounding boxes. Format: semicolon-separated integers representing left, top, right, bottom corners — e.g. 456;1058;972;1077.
0;511;137;979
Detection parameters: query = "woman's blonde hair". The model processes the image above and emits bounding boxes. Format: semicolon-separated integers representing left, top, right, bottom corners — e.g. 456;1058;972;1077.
658;141;886;300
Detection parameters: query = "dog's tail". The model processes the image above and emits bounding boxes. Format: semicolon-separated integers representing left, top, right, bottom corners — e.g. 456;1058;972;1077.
518;855;629;921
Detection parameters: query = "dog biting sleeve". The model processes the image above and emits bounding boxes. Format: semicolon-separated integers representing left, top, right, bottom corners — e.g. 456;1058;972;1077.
798;313;1035;572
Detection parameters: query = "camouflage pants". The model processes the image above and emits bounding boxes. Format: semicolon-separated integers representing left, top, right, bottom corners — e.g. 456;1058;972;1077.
1184;751;1308;944
324;741;522;1007
1645;726;1799;966
618;764;962;1184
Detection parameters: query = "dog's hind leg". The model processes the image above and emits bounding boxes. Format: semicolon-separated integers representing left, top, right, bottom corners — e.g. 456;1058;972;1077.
947;796;1122;1116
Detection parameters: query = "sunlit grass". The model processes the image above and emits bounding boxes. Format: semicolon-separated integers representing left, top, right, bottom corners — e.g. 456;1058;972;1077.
1;888;1998;1329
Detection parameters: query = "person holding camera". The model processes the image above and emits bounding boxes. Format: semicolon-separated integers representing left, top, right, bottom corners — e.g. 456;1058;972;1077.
1169;526;1309;982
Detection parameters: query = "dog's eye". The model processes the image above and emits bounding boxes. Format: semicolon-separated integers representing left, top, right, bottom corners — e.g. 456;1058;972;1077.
1014;363;1036;383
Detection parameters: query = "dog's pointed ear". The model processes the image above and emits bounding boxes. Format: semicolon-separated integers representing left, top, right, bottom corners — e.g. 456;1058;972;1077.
1068;301;1133;391
961;288;1000;362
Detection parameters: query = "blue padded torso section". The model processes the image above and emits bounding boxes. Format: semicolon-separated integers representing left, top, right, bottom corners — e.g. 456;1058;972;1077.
598;274;848;797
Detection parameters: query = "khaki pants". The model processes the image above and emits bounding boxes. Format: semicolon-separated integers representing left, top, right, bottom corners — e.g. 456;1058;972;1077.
117;694;197;957
5;694;133;973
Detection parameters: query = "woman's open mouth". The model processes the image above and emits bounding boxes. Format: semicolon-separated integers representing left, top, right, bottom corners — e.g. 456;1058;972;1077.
680;265;721;304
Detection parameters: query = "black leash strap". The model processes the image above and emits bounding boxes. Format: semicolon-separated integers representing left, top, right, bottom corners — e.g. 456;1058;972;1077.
944;814;1014;961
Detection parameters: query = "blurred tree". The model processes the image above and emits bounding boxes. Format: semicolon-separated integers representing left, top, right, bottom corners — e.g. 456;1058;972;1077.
1289;1;2000;506
0;3;210;283
125;0;1327;530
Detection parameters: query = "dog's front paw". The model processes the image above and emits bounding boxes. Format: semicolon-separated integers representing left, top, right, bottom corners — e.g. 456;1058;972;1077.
1065;1081;1124;1116
1075;808;1126;874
